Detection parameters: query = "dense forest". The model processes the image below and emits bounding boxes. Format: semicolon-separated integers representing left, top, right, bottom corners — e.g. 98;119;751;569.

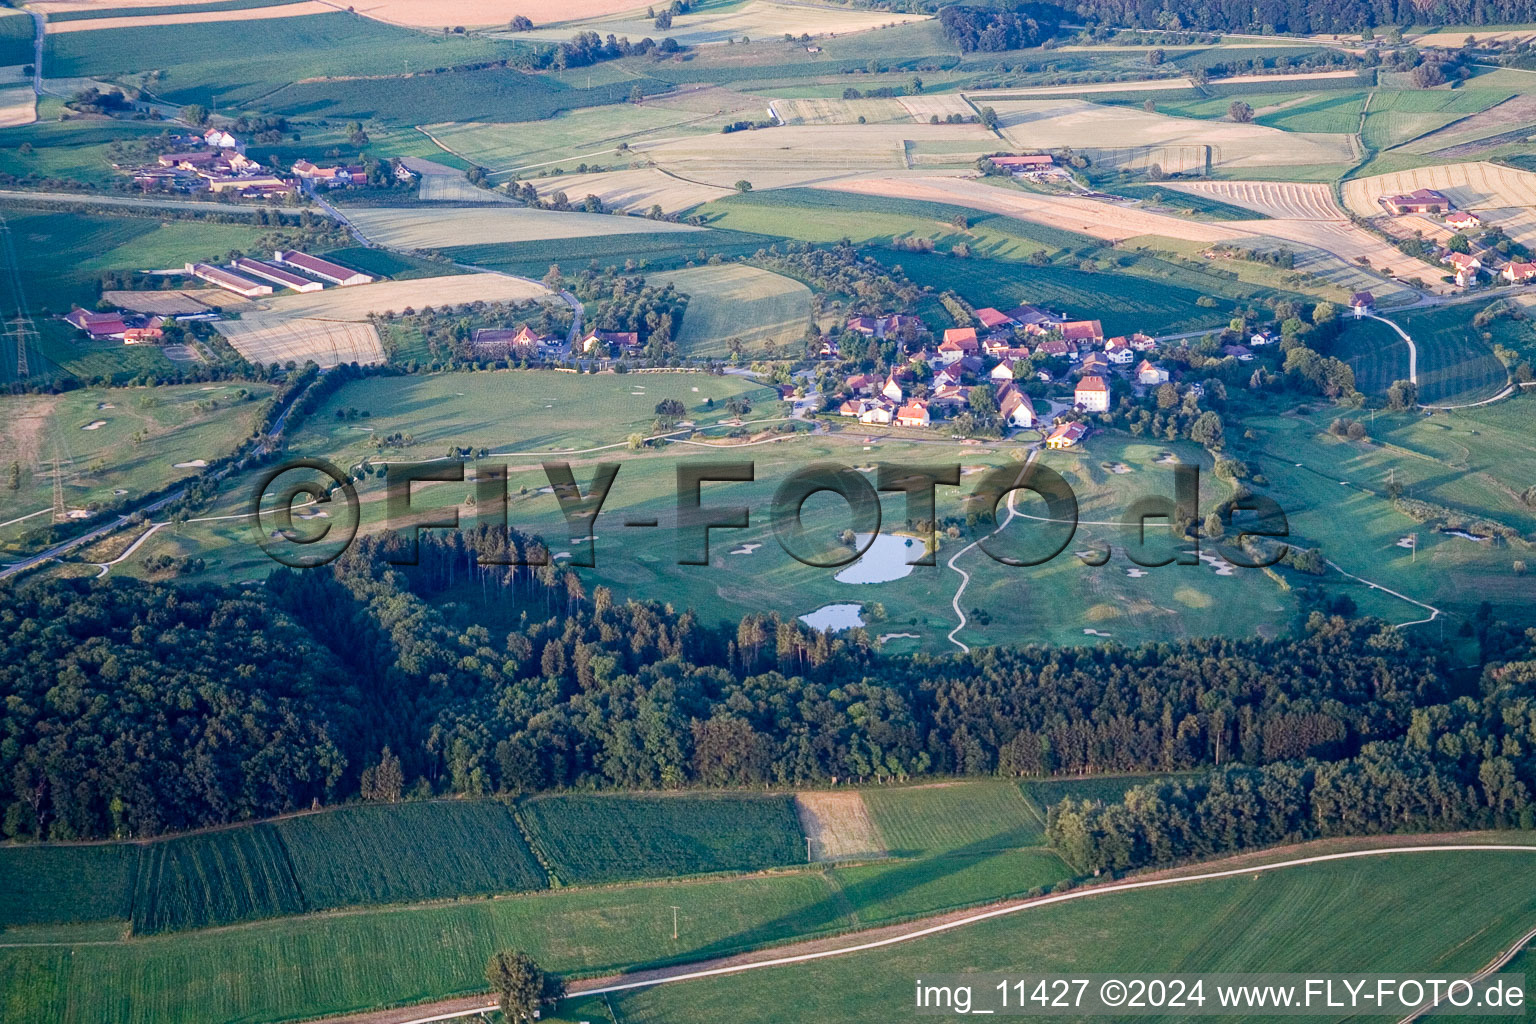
1063;0;1536;33
0;522;1496;842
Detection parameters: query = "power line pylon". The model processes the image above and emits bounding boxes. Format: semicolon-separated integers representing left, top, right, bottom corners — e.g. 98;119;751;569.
7;316;35;379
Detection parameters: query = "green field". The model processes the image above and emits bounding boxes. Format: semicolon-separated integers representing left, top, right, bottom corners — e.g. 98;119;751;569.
430;107;741;176
600;845;1536;1024
442;227;773;278
0;384;272;540
695;189;1097;258
1362;87;1515;151
1335;315;1412;394
130;824;302;935
0;11;33;66
46;0;304;21
863;782;1045;857
1022;773;1193;814
646;264;812;356
519;794;805;885
0;844;137;929
1390;306;1511;406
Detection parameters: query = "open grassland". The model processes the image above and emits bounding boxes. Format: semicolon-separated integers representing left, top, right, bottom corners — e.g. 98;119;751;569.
45;0;329;32
645;264;811;356
346;205;700;250
863;783;1044;857
1391;305;1512;406
515;1;928;46
697;187;1095;258
1336;315;1413;394
0;384;271;530
821;847;1071;925
987;97;1356;174
603;848;1536;1024
519;794;805;885
1343;161;1536;250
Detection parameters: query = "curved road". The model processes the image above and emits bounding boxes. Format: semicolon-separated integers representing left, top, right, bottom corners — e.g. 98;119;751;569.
327;843;1536;1024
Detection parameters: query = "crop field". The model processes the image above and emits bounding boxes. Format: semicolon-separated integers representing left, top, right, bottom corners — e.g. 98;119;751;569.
0;384;271;530
130;824;301;935
346;205;700;250
350;0;650;28
275;801;547;910
645;264;811;356
987;97;1357;172
1397;92;1536;155
515;2;928;47
1362;88;1517;151
862;782;1044;857
0;85;34;129
605;847;1536;1024
0;11;32;65
216;318;386;368
1390;306;1512;406
1335;315;1413;394
525;168;734;214
773;97;912;125
1164;180;1344;221
260;273;548;320
699;187;1095;257
0;844;138;929
437;227;774;278
823;177;1243;245
827;847;1072;924
1252;90;1369;133
517;793;805;885
45;1;330;32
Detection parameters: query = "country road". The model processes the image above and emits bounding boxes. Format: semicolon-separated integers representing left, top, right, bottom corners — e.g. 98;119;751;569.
314;842;1536;1024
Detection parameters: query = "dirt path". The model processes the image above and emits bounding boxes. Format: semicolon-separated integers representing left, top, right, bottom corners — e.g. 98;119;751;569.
312;841;1536;1024
946;449;1037;652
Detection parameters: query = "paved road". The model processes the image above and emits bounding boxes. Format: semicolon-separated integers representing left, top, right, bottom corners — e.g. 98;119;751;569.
314;843;1536;1024
1366;312;1418;383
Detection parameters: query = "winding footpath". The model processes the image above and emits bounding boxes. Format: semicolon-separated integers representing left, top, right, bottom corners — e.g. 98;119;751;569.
319;842;1536;1024
945;449;1038;652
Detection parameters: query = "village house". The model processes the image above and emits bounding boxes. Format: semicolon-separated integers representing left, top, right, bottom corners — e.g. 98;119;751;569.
64;309;128;338
1003;303;1063;328
1350;291;1374;316
1136;359;1169;386
818;337;839;359
895;400;931;428
579;328;639;353
474;324;553;355
846;372;878;395
273;250;374;286
1104;337;1135;364
836;398;864;417
937;327;979;364
974;307;1015;332
1382;188;1450;215
988;154;1054;173
845;315;880;337
990;359;1019;382
1444;251;1481;287
881;375;905;402
291;159;367;186
1078;352;1109;377
929;383;969;410
1046;421;1088;449
954;355;984;378
1035;338;1070;360
933;365;963;388
997;384;1036;428
123;325;164;345
1059;319;1104;346
1129;332;1157;352
1248;329;1276;347
1502;261;1536;283
1444;210;1481;231
186;262;273;297
858;402;894;425
1074;375;1109;413
203;127;241;151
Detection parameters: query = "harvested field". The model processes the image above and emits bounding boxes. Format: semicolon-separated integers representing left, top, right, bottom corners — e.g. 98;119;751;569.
1164;180;1344;221
986;98;1356;172
642;122;995;190
0;85;34;128
528;167;731;214
32;0;254;10
966;80;1193;98
100;290;218;315
1409;28;1536;46
348;0;647;28
1342;161;1536;248
45;1;330;32
1227;217;1449;293
795;791;886;861
646;264;811;356
774;97;910;125
516;1;927;45
897;94;975;123
822;176;1243;244
346;205;699;249
216;318;385;368
258;273;548;319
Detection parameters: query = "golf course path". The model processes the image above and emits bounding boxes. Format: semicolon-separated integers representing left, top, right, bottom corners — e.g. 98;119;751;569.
946;449;1038;652
1366;313;1417;384
316;842;1536;1024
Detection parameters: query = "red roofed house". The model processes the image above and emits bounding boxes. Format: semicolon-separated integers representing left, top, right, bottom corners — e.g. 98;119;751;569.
1074;375;1110;413
1079;352;1109;377
895;400;930;428
1035;338;1070;359
474;324;552;354
1444;210;1481;230
1136;359;1169;385
1444;251;1481;287
1129;332;1157;351
1382;188;1450;215
1059;319;1104;345
974;307;1015;331
64;309;127;338
937;326;979;364
1350;291;1374;316
997;384;1036;428
881;375;905;402
1502;261;1536;283
273;250;374;287
990;359;1019;382
1104;337;1134;364
858;401;894;425
1046;420;1088;449
123;326;164;345
846;373;878;395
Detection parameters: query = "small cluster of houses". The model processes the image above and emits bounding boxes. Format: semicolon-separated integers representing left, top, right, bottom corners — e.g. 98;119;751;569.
467;323;634;360
831;301;1182;448
63;308;170;344
126;124;394;197
1379;187;1536;288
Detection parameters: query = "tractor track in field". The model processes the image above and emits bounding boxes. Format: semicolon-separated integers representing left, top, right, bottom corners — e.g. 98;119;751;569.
310;841;1536;1024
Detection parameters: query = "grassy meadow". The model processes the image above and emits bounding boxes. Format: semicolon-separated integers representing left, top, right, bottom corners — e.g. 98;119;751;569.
862;782;1045;857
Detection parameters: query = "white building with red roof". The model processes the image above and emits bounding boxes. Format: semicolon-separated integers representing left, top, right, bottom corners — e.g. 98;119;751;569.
1074;375;1109;412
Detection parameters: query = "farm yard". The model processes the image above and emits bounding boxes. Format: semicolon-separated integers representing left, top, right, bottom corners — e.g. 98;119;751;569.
1342;161;1536;249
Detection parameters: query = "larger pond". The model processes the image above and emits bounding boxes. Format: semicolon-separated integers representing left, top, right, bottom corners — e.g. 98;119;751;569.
834;533;927;584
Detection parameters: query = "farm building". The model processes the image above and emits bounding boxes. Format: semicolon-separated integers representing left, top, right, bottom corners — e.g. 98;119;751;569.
203;127;241;150
990;359;1019;381
274;251;375;286
998;385;1036;428
1046;421;1088;449
232;258;325;293
1003;303;1062;327
205;174;292;196
988;154;1054;170
1074;375;1109;412
846;372;878;395
1444;210;1481;230
123;326;164;345
292;160;366;186
185;263;273;297
938;327;979;363
476;325;555;353
1350;291;1374;316
64;309;127;338
1059;319;1104;345
895;400;930;428
579;328;640;353
1381;188;1450;215
974;307;1015;330
1502;261;1536;283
